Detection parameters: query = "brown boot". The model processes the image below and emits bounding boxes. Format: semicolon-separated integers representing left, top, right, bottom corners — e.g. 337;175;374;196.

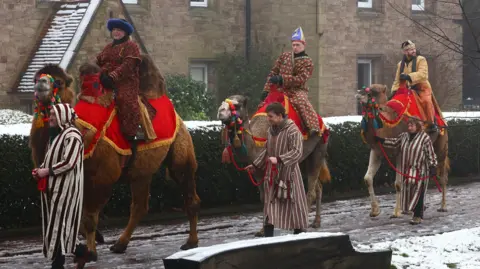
409;217;422;225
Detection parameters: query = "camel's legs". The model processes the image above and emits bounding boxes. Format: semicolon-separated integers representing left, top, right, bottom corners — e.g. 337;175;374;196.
391;156;403;218
364;149;381;217
438;167;448;212
110;177;152;253
165;124;200;250
313;182;323;228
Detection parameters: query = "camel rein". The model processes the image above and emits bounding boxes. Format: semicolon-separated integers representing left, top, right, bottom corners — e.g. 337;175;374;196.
369;119;442;193
225;145;277;187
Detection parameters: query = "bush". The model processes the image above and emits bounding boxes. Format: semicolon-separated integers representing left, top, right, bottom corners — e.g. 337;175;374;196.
215;49;276;113
1;120;480;229
165;74;215;120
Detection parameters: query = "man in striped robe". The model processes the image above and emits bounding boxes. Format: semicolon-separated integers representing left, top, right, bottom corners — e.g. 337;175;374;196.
246;102;309;236
32;103;85;269
375;117;437;225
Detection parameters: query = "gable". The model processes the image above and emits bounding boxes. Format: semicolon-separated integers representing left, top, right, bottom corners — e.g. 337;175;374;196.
13;0;101;93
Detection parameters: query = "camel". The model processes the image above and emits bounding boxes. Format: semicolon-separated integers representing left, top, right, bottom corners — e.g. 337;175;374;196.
31;56;201;265
217;94;331;236
355;83;449;218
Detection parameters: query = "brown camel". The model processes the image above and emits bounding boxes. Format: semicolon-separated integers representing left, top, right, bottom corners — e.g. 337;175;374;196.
355;83;449;218
31;56;201;265
217;95;331;236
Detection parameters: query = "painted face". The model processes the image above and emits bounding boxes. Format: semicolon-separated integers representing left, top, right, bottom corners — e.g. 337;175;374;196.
267;111;284;126
407;120;418;134
292;41;305;54
112;28;126;40
49;108;58;127
403;47;416;57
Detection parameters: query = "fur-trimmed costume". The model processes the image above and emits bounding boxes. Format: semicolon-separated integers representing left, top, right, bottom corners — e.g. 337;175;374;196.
40;104;84;263
391;40;435;123
96;19;142;139
263;27;320;133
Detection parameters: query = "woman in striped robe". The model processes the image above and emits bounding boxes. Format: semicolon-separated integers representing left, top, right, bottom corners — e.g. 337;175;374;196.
246;102;309;236
375;116;437;225
32;103;85;269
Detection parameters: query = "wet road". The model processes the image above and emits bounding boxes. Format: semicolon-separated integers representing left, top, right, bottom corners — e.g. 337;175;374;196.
1;181;479;268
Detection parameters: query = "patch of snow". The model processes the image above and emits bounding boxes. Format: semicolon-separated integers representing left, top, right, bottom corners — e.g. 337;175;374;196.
166;232;346;262
0;109;32;125
354;226;480;269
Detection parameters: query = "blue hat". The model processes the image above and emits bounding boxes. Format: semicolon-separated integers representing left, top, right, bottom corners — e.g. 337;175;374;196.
291;27;305;43
107;18;134;35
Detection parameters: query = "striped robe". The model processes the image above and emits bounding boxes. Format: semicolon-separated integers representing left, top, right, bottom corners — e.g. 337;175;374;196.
383;131;437;212
40;108;84;260
253;119;309;230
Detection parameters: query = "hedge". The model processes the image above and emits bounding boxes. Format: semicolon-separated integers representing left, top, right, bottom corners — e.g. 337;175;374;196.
1;119;480;229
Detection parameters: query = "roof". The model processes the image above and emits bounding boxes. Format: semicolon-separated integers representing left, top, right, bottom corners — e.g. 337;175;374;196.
14;0;101;93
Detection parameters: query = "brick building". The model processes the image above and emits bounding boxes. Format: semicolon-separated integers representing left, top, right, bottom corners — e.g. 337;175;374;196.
0;0;464;116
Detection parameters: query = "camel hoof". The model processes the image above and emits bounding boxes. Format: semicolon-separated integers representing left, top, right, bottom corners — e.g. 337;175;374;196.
180;242;198;250
437;208;448;212
110;241;128;253
95;230;105;244
310;222;321;228
390;214;400;219
369;211;380;218
254;230;264;237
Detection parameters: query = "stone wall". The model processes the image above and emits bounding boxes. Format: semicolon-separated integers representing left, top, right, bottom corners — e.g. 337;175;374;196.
250;0;320;111
317;0;463;115
0;1;52;109
125;0;246;92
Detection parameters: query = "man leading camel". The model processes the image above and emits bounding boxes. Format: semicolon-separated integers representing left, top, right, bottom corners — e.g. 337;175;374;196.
261;27;320;137
391;40;437;132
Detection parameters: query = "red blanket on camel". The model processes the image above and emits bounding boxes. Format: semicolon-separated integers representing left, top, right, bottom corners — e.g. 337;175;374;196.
74;94;179;158
251;85;329;146
383;84;446;135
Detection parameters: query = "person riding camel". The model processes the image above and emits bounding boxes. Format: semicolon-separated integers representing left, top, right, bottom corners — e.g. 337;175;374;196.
96;18;144;143
391;40;437;132
260;26;321;137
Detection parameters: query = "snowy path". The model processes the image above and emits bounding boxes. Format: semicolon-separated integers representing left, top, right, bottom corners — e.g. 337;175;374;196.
1;181;479;269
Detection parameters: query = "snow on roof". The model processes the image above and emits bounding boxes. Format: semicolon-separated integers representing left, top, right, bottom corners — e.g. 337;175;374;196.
16;1;101;93
165;232;346;262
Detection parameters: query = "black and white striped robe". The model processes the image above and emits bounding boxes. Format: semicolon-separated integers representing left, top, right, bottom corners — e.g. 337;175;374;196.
40;104;84;260
383;131;437;212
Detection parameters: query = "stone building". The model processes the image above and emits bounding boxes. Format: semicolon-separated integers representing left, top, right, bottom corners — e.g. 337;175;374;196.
0;0;464;116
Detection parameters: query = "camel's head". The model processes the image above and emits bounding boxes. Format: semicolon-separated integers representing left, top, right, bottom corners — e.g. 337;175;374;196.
217;95;249;126
33;64;73;104
355;84;388;105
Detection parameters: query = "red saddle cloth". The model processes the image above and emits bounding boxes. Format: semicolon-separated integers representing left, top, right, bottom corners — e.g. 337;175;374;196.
74;94;179;158
252;85;329;144
384;85;446;133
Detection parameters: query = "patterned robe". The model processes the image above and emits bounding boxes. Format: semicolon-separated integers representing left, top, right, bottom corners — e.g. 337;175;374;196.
383;131;437;212
40;104;84;260
264;51;320;131
391;55;435;122
96;39;142;137
253;119;309;230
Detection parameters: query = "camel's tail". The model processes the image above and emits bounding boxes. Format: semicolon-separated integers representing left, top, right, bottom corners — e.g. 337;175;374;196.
319;160;331;184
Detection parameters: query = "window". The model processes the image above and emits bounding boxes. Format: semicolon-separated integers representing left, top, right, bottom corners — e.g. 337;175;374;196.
189;63;208;90
358;59;372;89
358;0;373;8
412;0;424;10
122;0;138;3
190;0;208;7
357;59;372;114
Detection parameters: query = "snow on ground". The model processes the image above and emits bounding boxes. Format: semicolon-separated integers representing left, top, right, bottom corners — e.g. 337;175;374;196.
1;109;480;136
355;227;480;269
